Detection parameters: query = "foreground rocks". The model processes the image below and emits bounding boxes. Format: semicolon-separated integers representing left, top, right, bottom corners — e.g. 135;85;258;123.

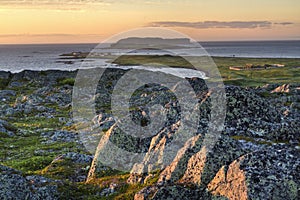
0;69;299;199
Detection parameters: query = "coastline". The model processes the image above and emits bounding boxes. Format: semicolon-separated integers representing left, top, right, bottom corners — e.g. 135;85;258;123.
1;56;300;86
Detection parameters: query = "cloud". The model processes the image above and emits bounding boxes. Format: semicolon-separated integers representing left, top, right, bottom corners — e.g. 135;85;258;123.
0;0;108;5
0;33;101;38
0;0;111;10
149;21;293;29
274;22;294;26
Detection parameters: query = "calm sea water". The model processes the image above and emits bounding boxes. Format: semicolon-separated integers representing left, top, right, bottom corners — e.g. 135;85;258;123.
0;41;299;73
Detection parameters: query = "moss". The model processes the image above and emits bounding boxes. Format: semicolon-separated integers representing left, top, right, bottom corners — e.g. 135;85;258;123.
4;156;54;172
257;91;275;98
40;71;48;76
88;174;130;186
41;158;81;180
0;132;11;138
58;174;132;200
114;184;144;200
287;180;298;199
284;101;292;106
57;182;105;200
0;78;10;90
0;132;81;174
13;117;64;130
57;78;75;86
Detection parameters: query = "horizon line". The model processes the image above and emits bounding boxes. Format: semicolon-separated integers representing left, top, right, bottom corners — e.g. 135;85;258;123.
1;39;300;45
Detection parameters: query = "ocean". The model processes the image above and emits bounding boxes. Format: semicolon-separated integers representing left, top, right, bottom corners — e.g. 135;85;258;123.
0;40;299;73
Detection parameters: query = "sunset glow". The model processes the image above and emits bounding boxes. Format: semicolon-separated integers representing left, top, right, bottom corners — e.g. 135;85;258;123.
1;0;299;44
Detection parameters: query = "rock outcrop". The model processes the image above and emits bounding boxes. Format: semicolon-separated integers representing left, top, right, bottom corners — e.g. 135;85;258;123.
0;165;60;200
208;145;299;200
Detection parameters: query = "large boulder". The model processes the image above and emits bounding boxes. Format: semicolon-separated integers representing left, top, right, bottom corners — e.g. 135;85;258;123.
0;119;18;137
208;145;299;200
0;165;59;200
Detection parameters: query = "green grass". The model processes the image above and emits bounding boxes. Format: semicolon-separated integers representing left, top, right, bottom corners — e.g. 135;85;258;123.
13;117;63;130
57;77;75;86
0;133;80;173
113;55;300;87
113;55;195;69
0;103;77;174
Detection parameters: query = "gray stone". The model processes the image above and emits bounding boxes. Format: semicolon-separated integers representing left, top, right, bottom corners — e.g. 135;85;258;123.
0;165;59;200
208;145;300;200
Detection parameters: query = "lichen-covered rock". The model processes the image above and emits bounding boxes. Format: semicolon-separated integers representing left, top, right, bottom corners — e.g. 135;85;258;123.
208;145;300;200
0;165;59;200
134;186;159;200
224;85;300;144
0;90;16;103
0;119;18;137
151;185;226;200
178;135;248;187
156;134;201;185
41;130;79;144
59;152;93;164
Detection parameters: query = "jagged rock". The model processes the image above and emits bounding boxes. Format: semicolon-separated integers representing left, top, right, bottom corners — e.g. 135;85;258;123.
0;119;18;137
92;113;115;131
208;145;300;200
0;165;59;200
100;183;118;197
178;135;248;187
128;133;248;187
156;134;201;185
58;152;93;164
0;71;11;80
225;85;281;126
41;130;79;144
9;81;24;88
0;90;16;102
44;88;72;107
134;186;159;200
271;84;291;93
224;86;300;143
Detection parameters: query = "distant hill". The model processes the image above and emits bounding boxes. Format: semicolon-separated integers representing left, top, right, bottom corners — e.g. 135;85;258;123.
110;37;192;49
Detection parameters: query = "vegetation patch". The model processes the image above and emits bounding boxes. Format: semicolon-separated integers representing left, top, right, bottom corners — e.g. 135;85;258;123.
57;78;75;86
0;78;10;90
113;55;300;86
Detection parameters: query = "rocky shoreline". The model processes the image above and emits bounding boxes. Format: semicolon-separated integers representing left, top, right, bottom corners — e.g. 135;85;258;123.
0;69;299;199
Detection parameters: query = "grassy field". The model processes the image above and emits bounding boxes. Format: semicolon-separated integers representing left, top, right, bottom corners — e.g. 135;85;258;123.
113;55;300;87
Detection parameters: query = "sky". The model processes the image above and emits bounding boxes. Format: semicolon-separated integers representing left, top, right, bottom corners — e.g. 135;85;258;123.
0;0;299;44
